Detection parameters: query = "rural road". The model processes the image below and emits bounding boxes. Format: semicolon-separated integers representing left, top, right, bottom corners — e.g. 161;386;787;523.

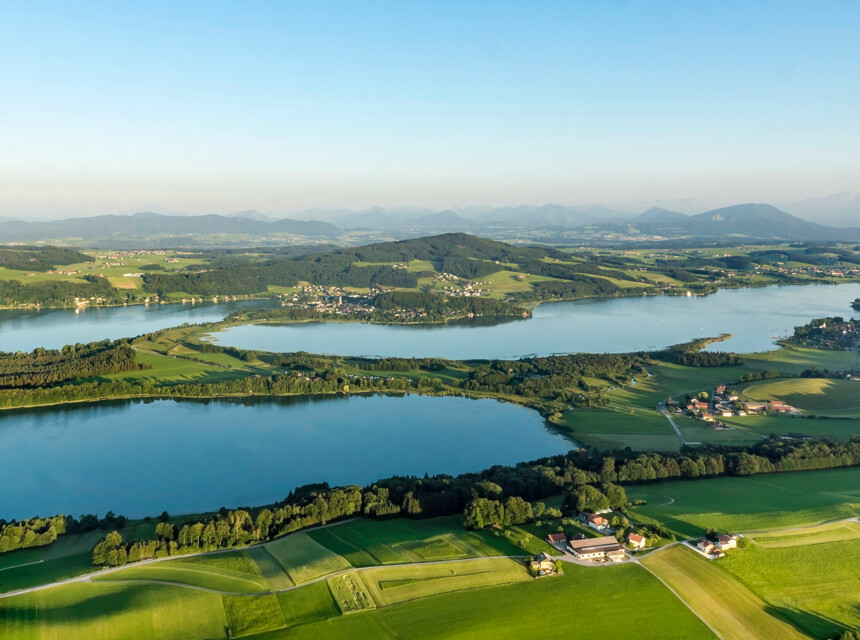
658;400;694;446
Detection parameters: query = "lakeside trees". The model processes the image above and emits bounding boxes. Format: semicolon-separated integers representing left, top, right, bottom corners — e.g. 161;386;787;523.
89;436;860;566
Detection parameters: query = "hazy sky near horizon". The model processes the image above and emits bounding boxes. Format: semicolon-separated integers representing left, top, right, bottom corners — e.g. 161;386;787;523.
1;1;858;218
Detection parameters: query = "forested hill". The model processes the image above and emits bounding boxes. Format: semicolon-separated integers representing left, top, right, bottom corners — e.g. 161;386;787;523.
140;232;647;301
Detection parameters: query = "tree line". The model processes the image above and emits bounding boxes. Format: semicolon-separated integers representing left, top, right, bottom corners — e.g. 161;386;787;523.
0;511;126;555
90;436;860;567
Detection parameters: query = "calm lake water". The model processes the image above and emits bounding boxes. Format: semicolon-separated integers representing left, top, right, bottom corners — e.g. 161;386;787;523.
208;283;860;358
0;299;272;353
0;395;571;520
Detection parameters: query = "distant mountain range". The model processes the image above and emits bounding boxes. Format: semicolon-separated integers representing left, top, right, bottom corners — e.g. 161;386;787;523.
0;212;339;244
611;203;860;242
2;201;859;246
779;192;860;228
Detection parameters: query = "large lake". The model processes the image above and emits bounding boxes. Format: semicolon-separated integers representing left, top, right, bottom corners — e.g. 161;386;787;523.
0;395;571;520
0;299;272;353
207;283;860;359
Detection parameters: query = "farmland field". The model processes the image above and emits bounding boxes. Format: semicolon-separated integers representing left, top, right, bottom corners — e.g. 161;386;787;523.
721;521;860;638
260;563;716;640
263;533;352;584
642;545;808;640
327;573;375;613
306;516;522;567
358;557;530;607
246;547;296;590
627;467;860;537
223;593;286;637
92;558;269;594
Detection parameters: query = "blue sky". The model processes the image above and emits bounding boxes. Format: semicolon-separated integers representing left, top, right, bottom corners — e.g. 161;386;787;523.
1;1;858;216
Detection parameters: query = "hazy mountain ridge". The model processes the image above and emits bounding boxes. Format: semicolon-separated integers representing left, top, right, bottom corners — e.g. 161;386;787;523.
2;201;859;245
0;212;340;242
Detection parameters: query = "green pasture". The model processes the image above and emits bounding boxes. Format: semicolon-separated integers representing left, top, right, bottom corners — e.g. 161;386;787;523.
223;593;285;637
673;414;765;446
559;406;681;451
307;516;522;568
262;563;715;640
642;545;808;640
92;559;269;594
747;520;860;548
276;581;340;629
0;525;155;595
627;467;860;537
741;377;860;416
719;413;860;441
721;523;860;638
358;557;529;608
0;582;229;640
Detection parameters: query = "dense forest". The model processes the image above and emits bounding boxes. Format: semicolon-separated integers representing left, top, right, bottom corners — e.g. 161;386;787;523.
0;275;117;307
90;436;860;566
0;340;146;389
0;246;92;272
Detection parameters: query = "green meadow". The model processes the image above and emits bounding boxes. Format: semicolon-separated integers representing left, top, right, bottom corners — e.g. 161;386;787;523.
741;377;860;417
720;521;860;638
642;545;808;640
627;467;860;537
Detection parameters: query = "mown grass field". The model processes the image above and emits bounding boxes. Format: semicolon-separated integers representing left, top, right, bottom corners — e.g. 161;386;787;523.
559;406;681;451
742;377;860;417
642;545;808;640
263;534;352;584
306;516;522;567
327;573;375;613
627;468;860;537
246;547;296;590
721;521;860;639
358;557;529;608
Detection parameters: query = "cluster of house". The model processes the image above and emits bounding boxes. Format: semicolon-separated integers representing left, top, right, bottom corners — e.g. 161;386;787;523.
797;318;860;351
695;534;738;558
744;399;801;415
683;384;800;425
754;263;860;279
